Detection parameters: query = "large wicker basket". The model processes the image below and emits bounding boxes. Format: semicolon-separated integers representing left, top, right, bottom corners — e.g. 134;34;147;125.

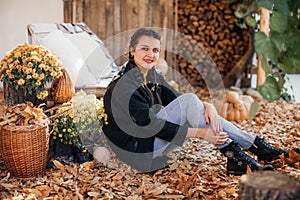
0;124;49;178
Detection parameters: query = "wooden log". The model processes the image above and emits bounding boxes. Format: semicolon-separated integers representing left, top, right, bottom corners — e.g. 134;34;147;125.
239;171;300;200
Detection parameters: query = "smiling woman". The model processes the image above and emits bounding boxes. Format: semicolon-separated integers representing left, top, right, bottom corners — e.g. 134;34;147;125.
102;28;296;175
129;30;161;75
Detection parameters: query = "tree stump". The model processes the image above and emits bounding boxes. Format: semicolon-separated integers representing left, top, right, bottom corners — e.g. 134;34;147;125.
239;171;300;200
3;82;43;106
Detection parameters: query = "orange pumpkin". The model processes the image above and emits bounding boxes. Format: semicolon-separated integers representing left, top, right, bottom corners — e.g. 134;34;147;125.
215;91;255;121
226;91;240;104
51;69;75;104
239;102;249;121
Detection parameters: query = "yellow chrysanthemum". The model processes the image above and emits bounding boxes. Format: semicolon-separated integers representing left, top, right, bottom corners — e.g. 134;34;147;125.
17;79;25;85
32;73;39;79
35;80;41;86
27;62;33;67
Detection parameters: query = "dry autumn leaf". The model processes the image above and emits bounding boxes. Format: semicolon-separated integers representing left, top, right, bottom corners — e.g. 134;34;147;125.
52;160;66;172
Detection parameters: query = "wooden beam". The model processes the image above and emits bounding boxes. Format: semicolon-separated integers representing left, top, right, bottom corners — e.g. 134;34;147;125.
256;7;270;88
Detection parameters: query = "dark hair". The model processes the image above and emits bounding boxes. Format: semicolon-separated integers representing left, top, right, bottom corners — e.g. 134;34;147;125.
129;28;161;59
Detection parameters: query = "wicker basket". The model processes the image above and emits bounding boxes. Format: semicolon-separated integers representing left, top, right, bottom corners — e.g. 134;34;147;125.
0;124;49;178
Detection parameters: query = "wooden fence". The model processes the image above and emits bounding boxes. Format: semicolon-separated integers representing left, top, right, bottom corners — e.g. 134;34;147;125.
63;0;178;67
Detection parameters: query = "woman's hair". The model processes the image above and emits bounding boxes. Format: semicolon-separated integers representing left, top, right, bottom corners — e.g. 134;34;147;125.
129;28;161;59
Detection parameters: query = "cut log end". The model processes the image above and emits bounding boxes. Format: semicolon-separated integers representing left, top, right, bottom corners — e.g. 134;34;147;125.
239;171;300;200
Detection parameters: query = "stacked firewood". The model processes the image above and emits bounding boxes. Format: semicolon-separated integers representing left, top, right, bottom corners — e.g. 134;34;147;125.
176;0;252;88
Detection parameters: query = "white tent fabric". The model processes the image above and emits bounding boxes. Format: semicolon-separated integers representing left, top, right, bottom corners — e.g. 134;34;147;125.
27;22;118;89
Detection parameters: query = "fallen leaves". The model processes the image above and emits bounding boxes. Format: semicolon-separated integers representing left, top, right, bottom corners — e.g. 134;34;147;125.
280;149;300;169
0;89;300;199
0;102;48;126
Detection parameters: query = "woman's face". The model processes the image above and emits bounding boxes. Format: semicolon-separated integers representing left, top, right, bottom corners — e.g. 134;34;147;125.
130;35;160;71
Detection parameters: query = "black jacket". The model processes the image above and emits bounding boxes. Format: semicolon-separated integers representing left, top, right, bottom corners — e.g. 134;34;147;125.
103;60;189;171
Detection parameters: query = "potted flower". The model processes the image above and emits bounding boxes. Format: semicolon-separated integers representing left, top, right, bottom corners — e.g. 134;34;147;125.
0;43;63;105
49;91;109;164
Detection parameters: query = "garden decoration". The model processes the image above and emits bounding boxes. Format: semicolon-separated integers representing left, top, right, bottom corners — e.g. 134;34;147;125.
215;90;255;121
49;90;110;165
51;68;75;104
0;102;50;178
0;43;63;105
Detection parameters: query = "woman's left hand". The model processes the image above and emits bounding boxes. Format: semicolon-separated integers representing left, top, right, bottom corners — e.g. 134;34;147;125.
203;102;222;133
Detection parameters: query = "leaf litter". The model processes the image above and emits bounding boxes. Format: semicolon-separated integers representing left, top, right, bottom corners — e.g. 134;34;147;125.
0;88;300;199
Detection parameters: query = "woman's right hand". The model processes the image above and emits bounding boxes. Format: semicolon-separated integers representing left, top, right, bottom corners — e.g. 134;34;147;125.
187;128;229;145
203;129;229;145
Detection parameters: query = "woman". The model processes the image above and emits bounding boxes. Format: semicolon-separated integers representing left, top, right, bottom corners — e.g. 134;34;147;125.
103;28;289;175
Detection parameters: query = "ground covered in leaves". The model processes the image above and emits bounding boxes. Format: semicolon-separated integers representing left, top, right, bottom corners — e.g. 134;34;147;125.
0;88;300;199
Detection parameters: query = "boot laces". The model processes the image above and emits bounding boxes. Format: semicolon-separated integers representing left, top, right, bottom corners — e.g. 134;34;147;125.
233;143;257;165
257;138;286;153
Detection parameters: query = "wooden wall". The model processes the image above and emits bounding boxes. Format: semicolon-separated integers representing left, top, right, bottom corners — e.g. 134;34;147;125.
63;0;252;88
63;0;177;67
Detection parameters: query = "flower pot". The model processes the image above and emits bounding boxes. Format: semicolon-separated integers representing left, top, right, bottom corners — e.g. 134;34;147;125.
3;82;44;106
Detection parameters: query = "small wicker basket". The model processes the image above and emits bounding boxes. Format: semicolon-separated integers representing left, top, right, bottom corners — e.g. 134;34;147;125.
0;124;49;178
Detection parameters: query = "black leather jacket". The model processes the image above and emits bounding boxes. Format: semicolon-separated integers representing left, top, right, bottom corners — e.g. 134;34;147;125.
103;60;189;171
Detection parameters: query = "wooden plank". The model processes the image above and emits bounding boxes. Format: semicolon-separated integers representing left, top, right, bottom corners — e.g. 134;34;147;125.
72;0;76;22
131;0;139;29
160;0;168;58
113;0;122;63
256;7;269;88
83;0;91;30
166;0;176;72
75;0;84;22
63;0;73;22
151;0;161;27
89;0;98;34
119;0;128;65
97;0;106;40
138;0;146;27
126;0;133;29
172;0;179;80
105;0;114;54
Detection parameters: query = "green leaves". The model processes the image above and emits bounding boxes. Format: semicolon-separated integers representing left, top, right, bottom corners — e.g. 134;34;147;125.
270;12;288;33
261;56;271;74
274;0;290;15
254;32;277;59
257;0;274;10
248;102;260;121
230;0;298;102
258;76;281;101
257;0;290;15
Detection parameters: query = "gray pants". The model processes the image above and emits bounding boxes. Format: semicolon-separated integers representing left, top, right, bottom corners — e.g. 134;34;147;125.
153;93;256;158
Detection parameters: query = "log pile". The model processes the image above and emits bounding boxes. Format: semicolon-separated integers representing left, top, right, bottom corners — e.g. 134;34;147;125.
176;0;252;88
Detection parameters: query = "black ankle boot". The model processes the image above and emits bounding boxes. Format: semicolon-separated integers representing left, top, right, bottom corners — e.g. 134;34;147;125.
220;142;275;176
248;136;288;162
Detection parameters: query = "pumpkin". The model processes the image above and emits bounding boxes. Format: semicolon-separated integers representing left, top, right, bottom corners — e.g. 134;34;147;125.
216;91;255;121
51;69;75;104
239;102;249;120
226;91;240;104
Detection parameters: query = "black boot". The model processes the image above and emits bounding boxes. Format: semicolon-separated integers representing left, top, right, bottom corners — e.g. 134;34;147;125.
248;136;288;162
220;142;275;176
